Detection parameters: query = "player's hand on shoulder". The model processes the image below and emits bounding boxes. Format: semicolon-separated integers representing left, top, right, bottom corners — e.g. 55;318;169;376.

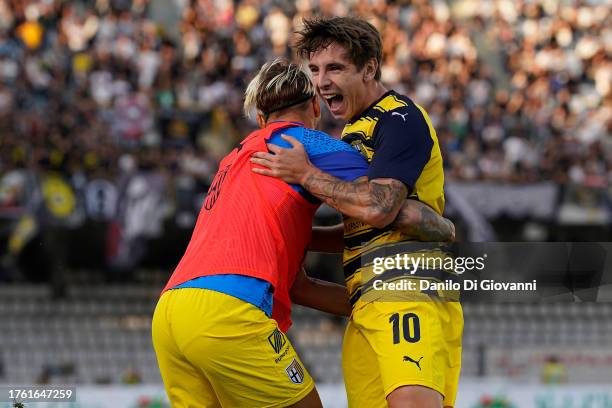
251;134;314;184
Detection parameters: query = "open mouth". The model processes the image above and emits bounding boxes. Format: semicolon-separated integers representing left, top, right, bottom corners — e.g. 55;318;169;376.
322;94;344;112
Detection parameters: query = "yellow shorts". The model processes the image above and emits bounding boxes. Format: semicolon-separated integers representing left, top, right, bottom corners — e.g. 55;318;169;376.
342;300;462;408
152;288;315;407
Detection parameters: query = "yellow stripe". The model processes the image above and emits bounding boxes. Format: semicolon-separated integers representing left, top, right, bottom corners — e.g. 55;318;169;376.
346;271;363;297
343;237;395;267
342;232;423;268
343;230;395;258
344;231;412;257
345;246;452;269
375;94;408;113
349;130;367;139
345;271;359;286
344;222;374;238
362;145;374;160
411;102;445;215
342;116;378;141
343;231;411;265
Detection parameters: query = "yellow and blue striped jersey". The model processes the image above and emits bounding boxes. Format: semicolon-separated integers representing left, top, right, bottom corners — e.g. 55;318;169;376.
341;90;449;304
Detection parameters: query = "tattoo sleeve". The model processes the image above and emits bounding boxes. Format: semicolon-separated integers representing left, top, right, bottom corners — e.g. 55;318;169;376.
300;167;454;240
392;200;455;242
301;168;407;228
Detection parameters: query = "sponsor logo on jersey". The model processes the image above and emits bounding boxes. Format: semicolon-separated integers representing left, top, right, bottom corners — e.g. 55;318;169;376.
391;111;409;122
403;355;423;370
268;328;286;354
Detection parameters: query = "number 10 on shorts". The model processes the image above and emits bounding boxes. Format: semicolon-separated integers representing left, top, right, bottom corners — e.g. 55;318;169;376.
389;313;420;344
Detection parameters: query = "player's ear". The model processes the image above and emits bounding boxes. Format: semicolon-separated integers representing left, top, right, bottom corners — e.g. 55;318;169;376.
256;112;266;128
363;58;377;82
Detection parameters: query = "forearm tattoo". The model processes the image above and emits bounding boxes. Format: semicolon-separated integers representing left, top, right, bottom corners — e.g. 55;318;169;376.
393;203;454;242
301;168;452;240
302;169;406;221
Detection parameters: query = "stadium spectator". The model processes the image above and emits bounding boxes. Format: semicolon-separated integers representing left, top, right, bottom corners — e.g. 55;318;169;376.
541;355;567;384
0;0;607;185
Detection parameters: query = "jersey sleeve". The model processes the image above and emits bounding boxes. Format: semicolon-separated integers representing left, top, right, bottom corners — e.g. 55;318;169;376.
269;127;368;182
309;150;368;182
367;105;434;194
268;126;368;203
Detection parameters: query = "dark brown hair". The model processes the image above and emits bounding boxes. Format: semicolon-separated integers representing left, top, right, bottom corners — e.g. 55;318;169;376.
294;17;383;80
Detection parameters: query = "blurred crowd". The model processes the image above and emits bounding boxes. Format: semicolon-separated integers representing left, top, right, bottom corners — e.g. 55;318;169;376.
0;0;609;275
0;0;608;187
450;0;610;185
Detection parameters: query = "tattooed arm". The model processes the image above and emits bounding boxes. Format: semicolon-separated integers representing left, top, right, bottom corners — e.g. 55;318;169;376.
393;200;455;242
301;168;454;240
302;170;406;229
251;134;455;240
253;136;405;228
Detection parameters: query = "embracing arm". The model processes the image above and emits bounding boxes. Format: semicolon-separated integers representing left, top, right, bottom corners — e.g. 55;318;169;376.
301;170;406;229
290;267;351;316
251;135;454;240
393;199;455;242
251;136;405;229
303;168;454;241
309;202;454;253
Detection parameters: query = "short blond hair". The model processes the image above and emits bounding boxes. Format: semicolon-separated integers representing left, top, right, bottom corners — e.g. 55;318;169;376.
244;58;315;119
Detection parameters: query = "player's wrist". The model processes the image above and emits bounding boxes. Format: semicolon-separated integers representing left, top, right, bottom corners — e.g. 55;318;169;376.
299;164;317;186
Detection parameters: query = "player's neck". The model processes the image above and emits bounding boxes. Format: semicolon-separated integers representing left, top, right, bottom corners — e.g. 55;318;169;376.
366;81;388;107
267;113;309;128
353;81;388;120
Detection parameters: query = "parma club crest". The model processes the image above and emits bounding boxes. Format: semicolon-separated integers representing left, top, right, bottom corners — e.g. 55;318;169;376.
285;358;305;384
